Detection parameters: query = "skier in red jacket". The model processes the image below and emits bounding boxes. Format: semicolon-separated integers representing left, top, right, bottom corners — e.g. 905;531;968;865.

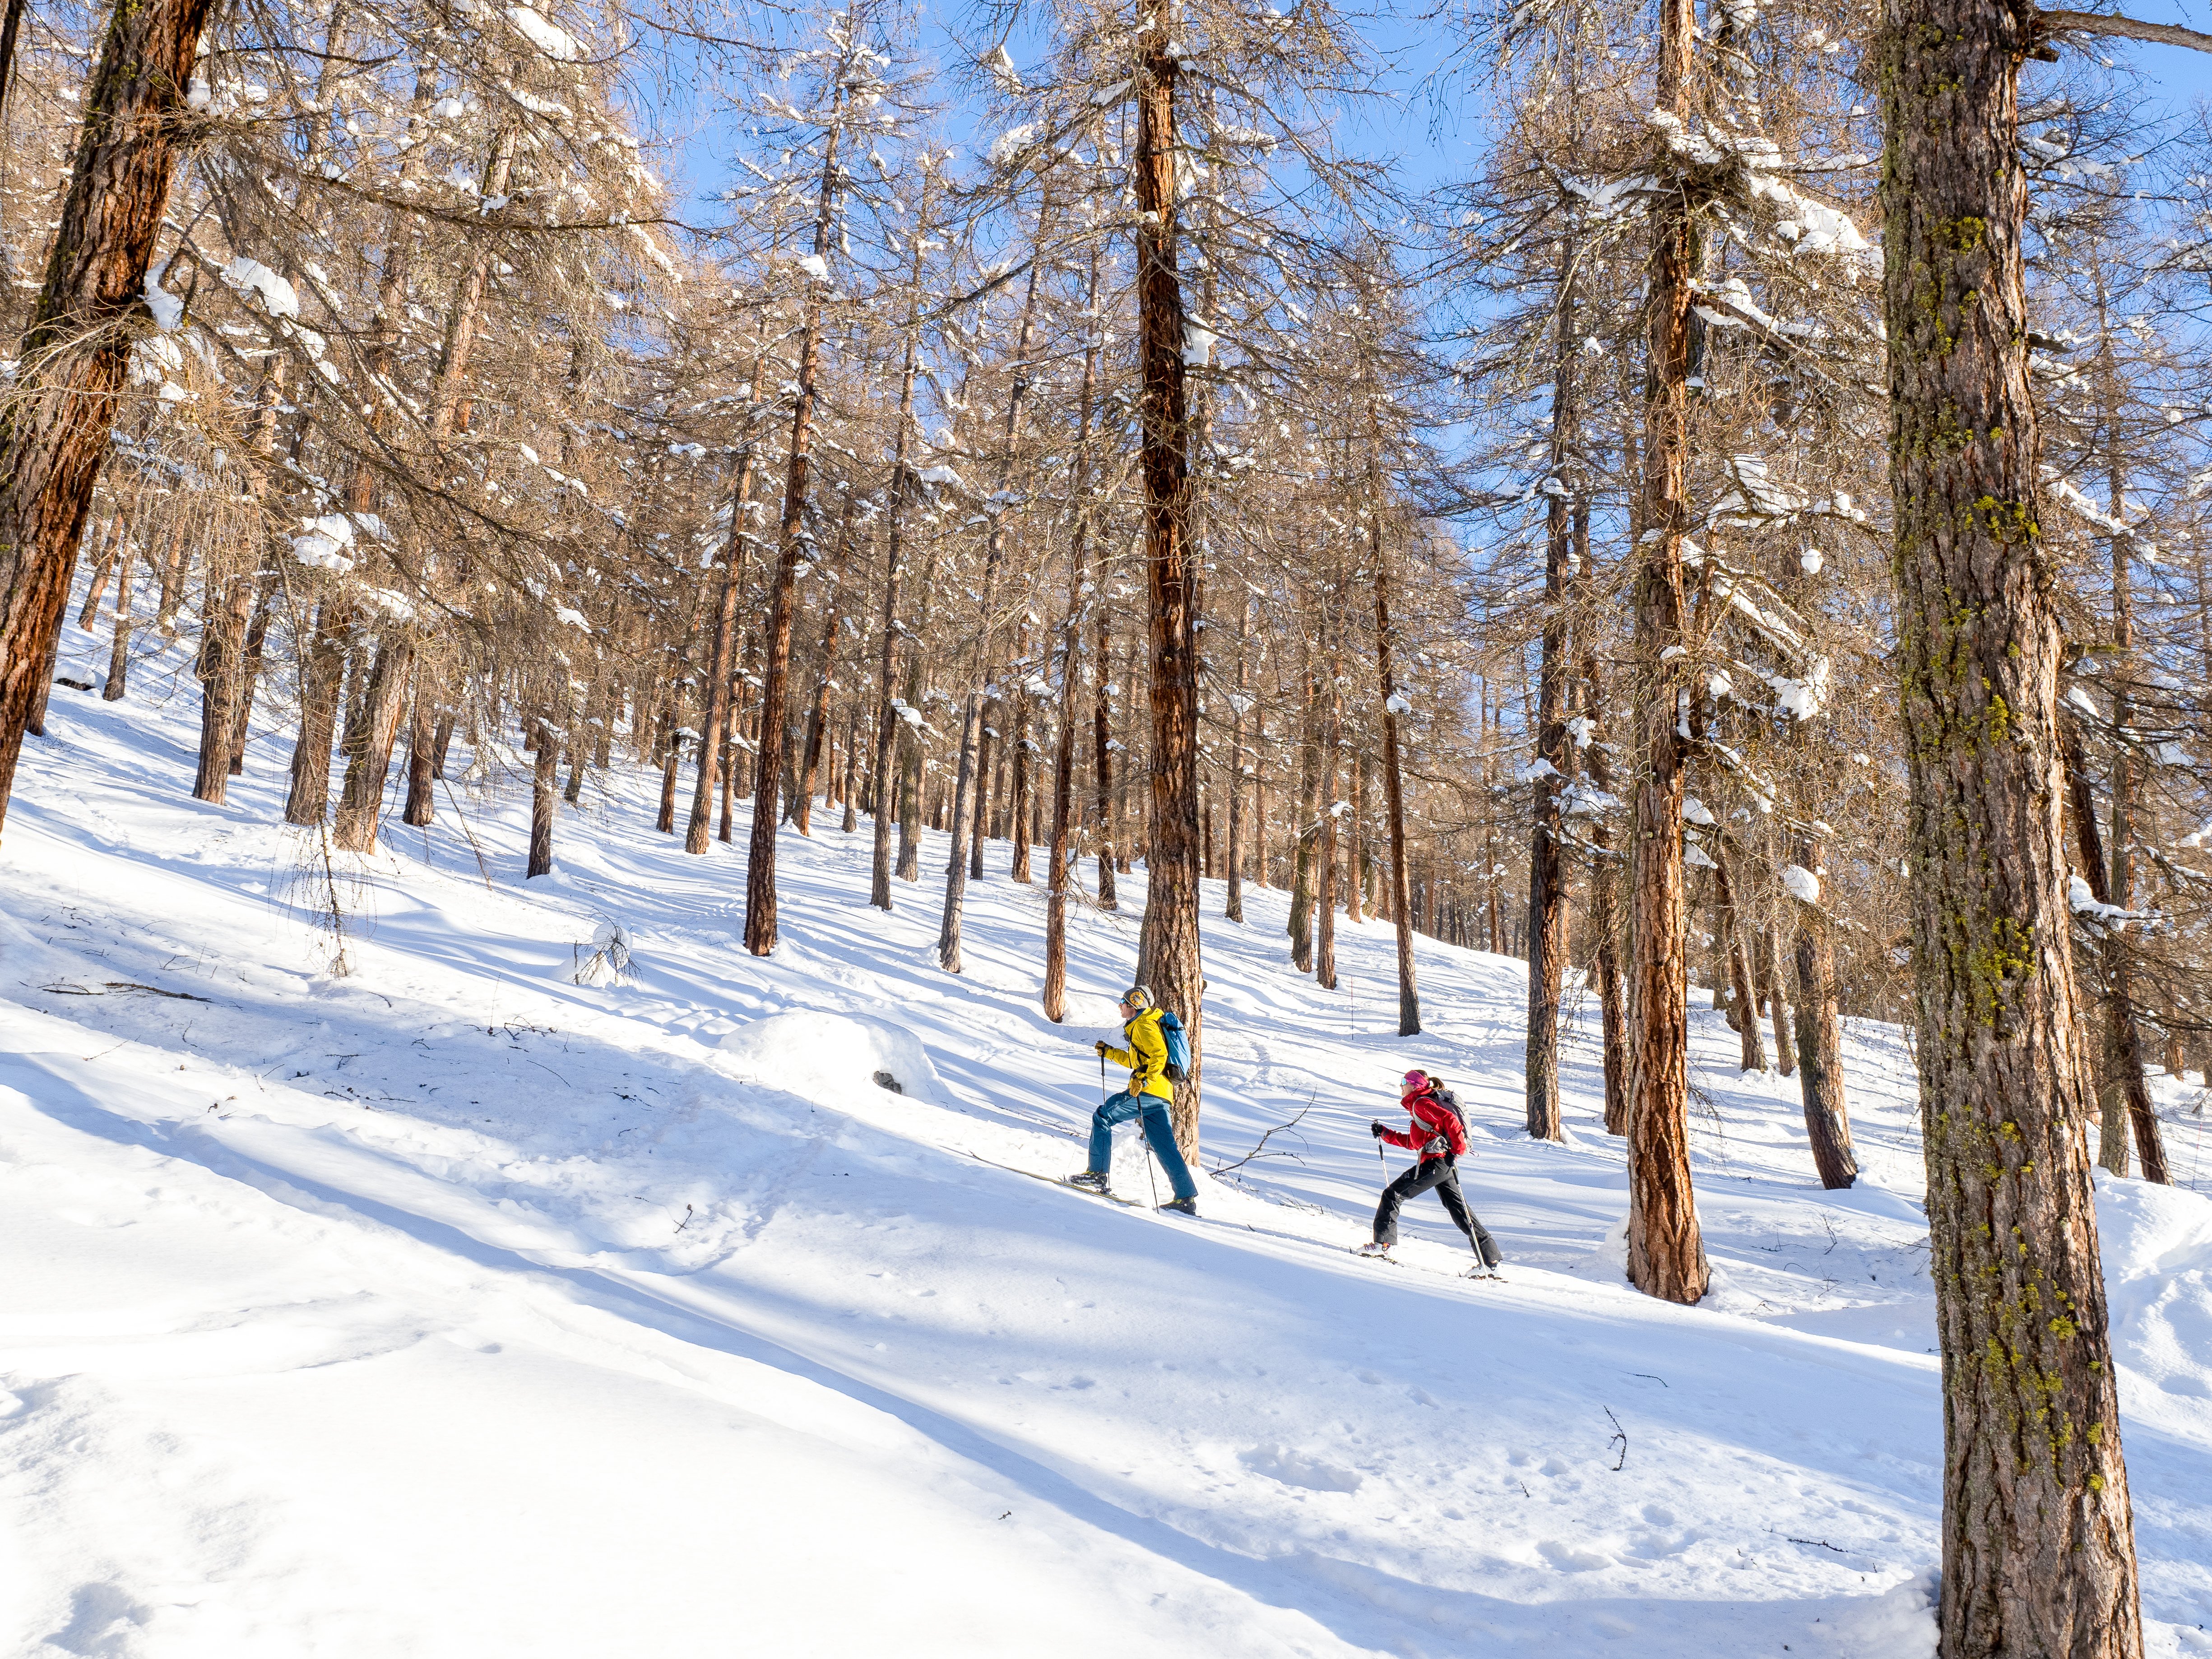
1359;1070;1503;1276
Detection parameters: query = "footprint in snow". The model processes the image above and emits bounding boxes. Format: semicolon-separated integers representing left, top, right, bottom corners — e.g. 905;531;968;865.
1238;1444;1364;1493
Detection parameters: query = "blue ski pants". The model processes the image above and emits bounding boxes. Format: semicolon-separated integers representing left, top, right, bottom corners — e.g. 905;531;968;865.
1086;1091;1198;1201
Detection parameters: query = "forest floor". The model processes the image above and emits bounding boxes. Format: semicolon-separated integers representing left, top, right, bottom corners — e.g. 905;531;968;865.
4;627;2211;1658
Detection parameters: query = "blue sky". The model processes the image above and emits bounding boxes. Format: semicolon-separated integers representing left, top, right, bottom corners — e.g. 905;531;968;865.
648;0;2212;237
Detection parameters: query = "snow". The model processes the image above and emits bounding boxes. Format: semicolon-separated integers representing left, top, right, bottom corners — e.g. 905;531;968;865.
986;123;1036;167
6;612;2212;1659
505;4;582;60
289;512;358;570
2068;872;2144;931
1781;864;1822;905
980;44;1022;93
219;257;300;320
719;1010;952;1105
792;253;831;283
143;264;184;332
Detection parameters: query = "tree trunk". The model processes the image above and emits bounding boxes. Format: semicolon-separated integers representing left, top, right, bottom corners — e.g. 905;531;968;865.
78;515;121;630
284;597;348;823
966;711;993;878
1583;630;1629;1133
1130;10;1205;1155
1092;612;1118;910
1624;0;1709;1306
839;705;860;832
102;542;136;701
1881;3;2146;1650
937;697;984;971
192;556;255;804
331;636;414;852
1767;922;1798;1078
1788;836;1856;1188
1714;847;1767;1072
1525;246;1578;1140
941;198;1055;970
1010;681;1033;881
744;79;846;957
227;568;274;774
2062;723;2170;1183
528;720;556;878
688;387;761;855
0;0;214;834
1315;612;1341;993
870;194;934;907
402;696;436;827
658;731;685;834
797;495;858;837
1225;593;1251;923
1289;670;1317;973
1043;246;1105;1020
1360;522;1421;1033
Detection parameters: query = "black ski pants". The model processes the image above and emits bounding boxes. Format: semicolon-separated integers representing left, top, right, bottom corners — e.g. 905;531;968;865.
1373;1156;1501;1266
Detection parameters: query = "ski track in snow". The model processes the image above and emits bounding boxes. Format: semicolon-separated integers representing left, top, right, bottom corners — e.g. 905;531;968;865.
4;625;2211;1658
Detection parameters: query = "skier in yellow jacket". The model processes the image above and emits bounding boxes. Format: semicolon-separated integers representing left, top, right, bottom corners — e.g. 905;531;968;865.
1071;985;1200;1215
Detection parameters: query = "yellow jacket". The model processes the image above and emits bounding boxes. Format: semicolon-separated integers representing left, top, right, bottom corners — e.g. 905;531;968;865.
1104;1007;1174;1101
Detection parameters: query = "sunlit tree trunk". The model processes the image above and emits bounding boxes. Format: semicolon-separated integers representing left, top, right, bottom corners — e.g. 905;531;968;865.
1625;0;1709;1305
0;0;215;834
1371;510;1420;1035
745;67;847;955
1128;8;1205;1151
1881;2;2145;1649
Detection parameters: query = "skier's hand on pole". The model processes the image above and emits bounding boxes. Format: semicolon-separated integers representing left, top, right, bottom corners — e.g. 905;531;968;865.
1370;1121;1388;1139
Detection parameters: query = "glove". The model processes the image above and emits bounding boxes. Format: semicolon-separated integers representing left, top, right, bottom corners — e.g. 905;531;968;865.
1094;1041;1109;1057
1370;1121;1388;1139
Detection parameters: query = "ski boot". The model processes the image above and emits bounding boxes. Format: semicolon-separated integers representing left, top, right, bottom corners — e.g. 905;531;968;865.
1158;1197;1198;1218
1068;1171;1110;1195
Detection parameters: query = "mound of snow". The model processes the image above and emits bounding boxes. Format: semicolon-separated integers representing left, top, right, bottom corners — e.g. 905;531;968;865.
717;1010;948;1106
2097;1173;2212;1405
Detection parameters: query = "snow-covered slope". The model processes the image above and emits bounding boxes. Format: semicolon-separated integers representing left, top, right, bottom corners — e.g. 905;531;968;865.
5;633;2210;1658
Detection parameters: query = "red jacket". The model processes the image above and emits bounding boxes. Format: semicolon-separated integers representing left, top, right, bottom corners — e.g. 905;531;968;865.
1380;1086;1466;1160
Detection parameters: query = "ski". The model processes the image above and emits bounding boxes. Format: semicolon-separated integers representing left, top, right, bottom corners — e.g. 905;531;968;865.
957;1148;1150;1208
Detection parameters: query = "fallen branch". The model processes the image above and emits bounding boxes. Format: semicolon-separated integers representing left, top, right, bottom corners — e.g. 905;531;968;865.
1208;1088;1318;1175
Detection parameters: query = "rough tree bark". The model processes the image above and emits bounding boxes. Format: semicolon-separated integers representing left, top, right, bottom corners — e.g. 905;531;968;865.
1043;241;1105;1019
1881;2;2147;1651
1714;847;1767;1073
1088;612;1118;909
796;495;858;836
0;0;215;835
688;346;766;856
1225;592;1252;923
2061;722;2170;1183
744;61;847;956
1624;0;1709;1305
940;199;1055;972
868;188;933;907
1315;601;1341;993
1371;508;1421;1036
527;720;556;878
1129;7;1205;1155
330;637;413;850
1766;920;1798;1078
1582;600;1629;1134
